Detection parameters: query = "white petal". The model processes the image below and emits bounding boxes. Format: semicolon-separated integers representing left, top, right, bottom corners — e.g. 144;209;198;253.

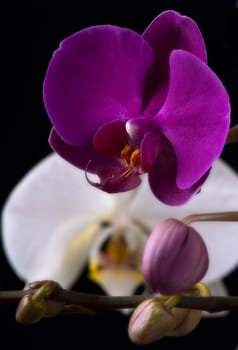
31;220;101;288
91;268;143;297
129;159;238;282
2;154;117;287
207;279;228;296
203;280;229;317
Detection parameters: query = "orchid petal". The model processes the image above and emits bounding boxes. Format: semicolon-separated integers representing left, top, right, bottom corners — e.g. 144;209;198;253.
30;220;101;288
50;128;120;172
148;133;209;205
142;10;207;115
143;10;207;64
87;167;141;193
88;220;146;296
43;25;154;146
207;279;228;297
89;268;143;297
140;132;161;172
129;159;238;283
93;120;128;156
2;154;117;287
157;50;230;189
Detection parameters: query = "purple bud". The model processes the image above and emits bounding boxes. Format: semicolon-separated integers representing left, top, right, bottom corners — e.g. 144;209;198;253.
142;219;209;295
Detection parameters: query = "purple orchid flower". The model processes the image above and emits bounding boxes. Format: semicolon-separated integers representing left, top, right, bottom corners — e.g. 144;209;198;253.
43;10;230;205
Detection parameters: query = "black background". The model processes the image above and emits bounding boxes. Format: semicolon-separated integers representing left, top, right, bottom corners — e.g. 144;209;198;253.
1;1;238;349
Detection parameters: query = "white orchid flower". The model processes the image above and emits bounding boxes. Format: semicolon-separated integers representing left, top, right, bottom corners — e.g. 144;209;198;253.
1;154;238;302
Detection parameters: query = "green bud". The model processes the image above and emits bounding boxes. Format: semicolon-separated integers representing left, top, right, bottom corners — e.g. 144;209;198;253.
128;298;176;344
16;294;46;325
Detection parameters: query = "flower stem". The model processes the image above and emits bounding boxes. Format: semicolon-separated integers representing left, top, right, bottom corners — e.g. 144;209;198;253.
226;125;238;144
181;211;238;225
178;296;238;312
0;287;237;313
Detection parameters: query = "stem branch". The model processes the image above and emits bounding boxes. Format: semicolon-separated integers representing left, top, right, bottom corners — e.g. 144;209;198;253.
0;288;237;313
182;211;238;225
226;125;238;144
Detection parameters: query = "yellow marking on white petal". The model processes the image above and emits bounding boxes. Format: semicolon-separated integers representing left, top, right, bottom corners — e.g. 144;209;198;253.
87;227;145;295
62;223;100;265
133;218;151;235
88;260;102;281
106;236;129;264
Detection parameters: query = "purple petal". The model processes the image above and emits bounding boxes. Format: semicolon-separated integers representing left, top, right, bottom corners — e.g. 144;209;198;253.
140;132;161;172
156;50;230;189
93;120;128;156
148;133;209;205
49;128;120;172
143;10;207;64
142;10;207;116
43;25;154;146
142;219;209;295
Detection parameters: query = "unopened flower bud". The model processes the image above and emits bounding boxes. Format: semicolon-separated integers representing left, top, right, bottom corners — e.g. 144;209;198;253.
16;294;46;325
16;280;64;324
167;308;202;336
142;219;209;295
128;298;176;344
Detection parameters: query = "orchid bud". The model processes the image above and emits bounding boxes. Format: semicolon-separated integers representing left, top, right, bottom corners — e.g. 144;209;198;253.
16;294;46;324
16;293;64;325
142;219;209;295
16;280;64;324
167;308;202;336
128;300;202;344
128;298;176;344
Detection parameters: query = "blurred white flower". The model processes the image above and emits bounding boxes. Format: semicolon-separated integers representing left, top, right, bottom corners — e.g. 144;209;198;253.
2;154;238;299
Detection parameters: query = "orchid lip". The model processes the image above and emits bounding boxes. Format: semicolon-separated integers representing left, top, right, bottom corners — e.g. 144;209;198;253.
87;219;146;296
